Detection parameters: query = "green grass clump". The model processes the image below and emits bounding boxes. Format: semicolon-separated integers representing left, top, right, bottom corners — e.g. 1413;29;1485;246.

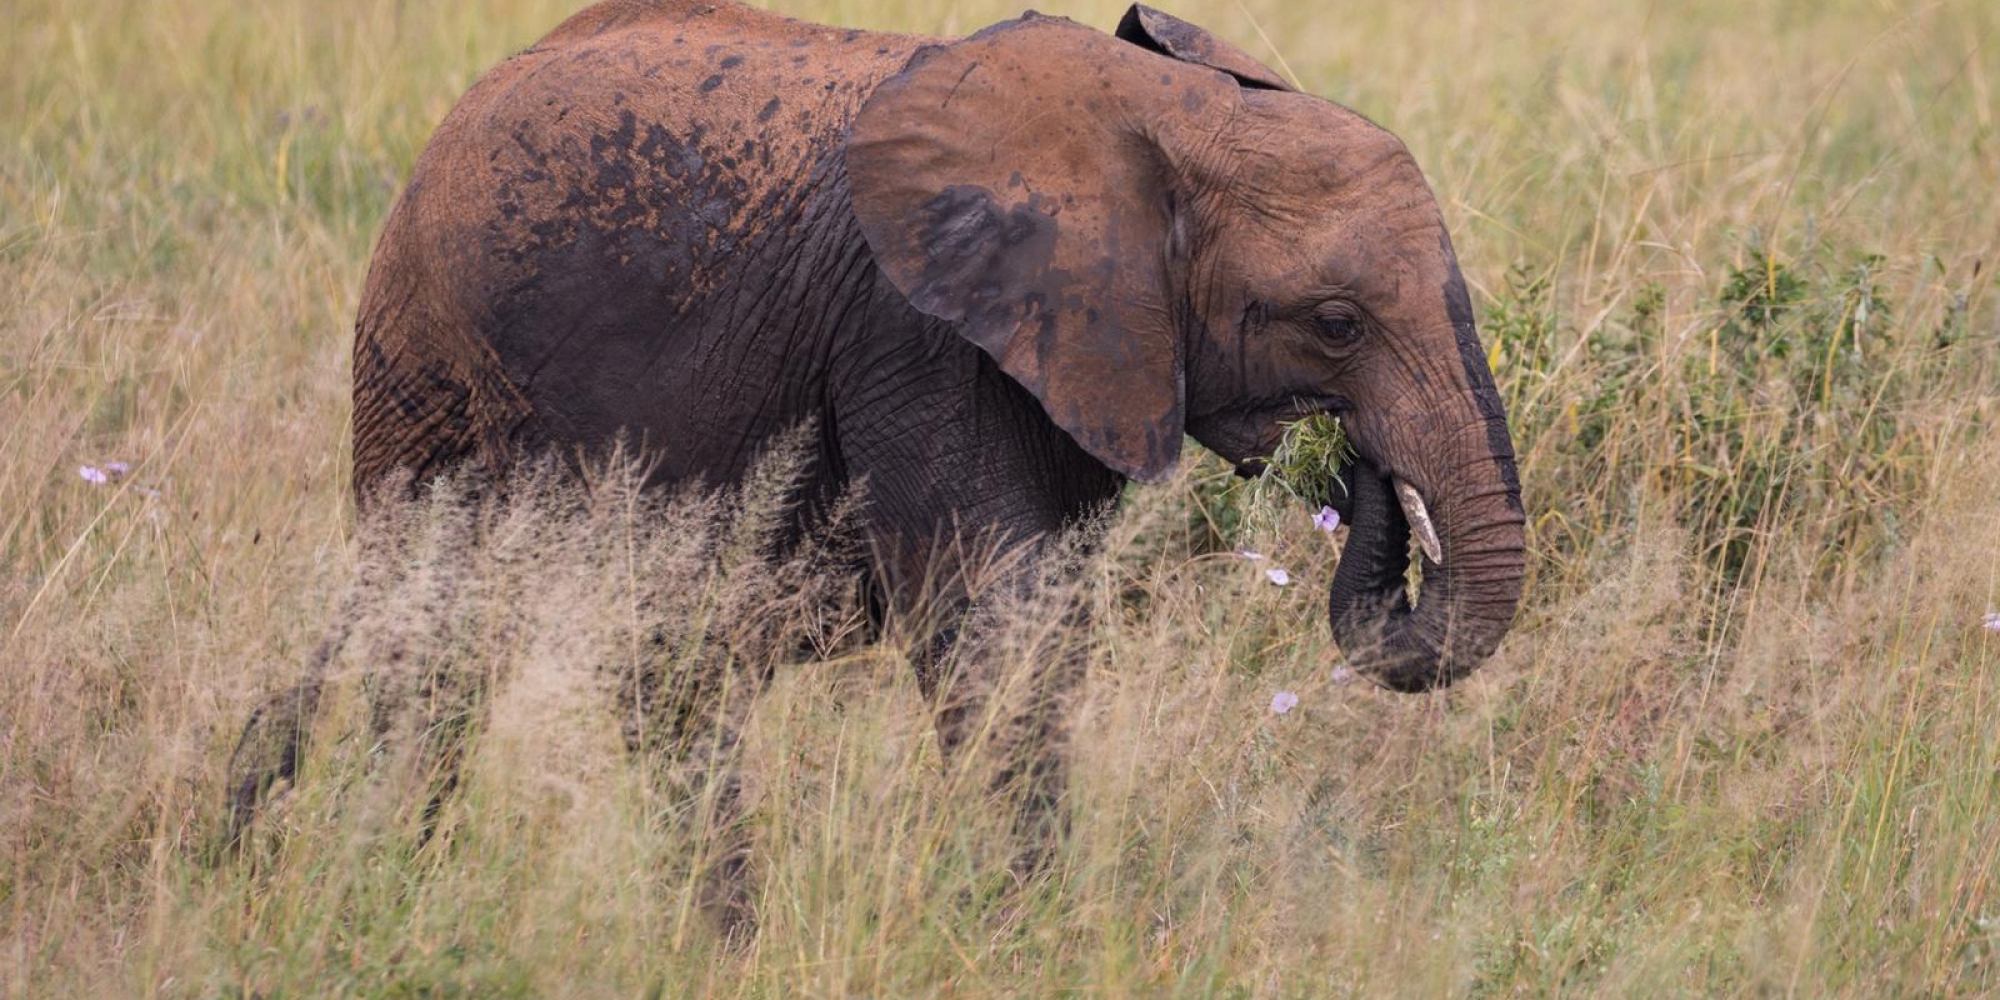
1238;413;1354;527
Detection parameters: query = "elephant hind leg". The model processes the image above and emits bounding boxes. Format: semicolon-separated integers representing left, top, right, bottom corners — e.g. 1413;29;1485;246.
219;576;484;856
221;655;330;851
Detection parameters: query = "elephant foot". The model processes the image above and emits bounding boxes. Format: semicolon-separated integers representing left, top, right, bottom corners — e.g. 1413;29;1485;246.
698;843;760;950
640;728;762;948
998;750;1070;883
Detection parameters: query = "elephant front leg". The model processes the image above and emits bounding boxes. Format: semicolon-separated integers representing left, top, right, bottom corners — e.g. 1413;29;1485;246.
613;620;770;945
935;633;1081;876
833;331;1123;879
890;537;1090;878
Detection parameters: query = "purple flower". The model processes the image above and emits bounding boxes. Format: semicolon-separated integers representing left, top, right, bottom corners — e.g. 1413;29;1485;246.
79;465;108;485
1313;506;1341;533
1234;548;1265;561
1269;690;1299;715
1330;665;1356;685
1984;611;2000;633
104;461;131;477
1265;567;1291;586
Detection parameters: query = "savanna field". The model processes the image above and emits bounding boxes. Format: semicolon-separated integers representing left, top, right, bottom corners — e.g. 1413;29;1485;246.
5;0;1999;995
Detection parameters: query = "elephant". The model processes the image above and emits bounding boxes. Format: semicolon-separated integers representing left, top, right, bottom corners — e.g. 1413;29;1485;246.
228;0;1526;874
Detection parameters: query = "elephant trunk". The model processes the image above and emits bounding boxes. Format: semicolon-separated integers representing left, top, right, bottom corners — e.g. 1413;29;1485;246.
1327;416;1526;692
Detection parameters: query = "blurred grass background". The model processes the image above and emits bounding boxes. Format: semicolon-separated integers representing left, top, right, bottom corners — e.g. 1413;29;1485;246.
3;0;1998;995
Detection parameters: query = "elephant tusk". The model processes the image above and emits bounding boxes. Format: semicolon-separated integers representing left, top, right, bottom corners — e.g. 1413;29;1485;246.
1395;479;1444;566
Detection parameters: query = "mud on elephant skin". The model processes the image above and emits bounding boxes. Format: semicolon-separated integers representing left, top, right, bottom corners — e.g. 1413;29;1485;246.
229;0;1526;886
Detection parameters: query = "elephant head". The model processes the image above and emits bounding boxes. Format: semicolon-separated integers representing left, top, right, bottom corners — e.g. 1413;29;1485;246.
847;6;1525;691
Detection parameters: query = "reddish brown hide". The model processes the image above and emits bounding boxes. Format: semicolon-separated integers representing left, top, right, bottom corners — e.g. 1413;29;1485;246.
353;0;1523;699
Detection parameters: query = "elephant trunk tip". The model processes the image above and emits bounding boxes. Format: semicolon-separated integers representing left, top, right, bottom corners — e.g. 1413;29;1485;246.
1357;628;1507;693
1328;609;1485;694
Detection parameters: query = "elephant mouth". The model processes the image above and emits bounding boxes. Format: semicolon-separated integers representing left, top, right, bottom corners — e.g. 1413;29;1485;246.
1211;395;1353;481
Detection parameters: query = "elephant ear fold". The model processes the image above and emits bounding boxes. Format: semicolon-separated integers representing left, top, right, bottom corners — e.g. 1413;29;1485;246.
1114;4;1294;92
848;16;1234;482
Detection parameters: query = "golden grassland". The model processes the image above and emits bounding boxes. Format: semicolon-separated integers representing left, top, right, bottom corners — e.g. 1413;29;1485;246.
4;0;1999;995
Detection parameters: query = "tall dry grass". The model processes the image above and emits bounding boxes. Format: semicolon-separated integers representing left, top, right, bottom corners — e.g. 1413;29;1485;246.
4;0;1998;995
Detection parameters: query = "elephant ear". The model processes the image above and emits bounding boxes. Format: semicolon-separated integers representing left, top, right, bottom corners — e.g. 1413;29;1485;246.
847;15;1236;482
1113;4;1294;92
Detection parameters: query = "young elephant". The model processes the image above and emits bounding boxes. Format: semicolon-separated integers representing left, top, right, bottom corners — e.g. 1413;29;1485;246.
230;0;1525;866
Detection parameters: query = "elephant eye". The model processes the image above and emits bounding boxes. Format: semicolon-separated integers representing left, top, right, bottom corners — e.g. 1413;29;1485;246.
1314;305;1365;342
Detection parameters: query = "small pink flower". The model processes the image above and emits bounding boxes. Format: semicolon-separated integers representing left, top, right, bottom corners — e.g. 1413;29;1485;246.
1330;666;1356;685
1313;506;1341;532
1983;611;2000;633
1265;567;1291;586
79;465;108;485
1269;690;1299;715
1234;548;1265;561
104;461;131;477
